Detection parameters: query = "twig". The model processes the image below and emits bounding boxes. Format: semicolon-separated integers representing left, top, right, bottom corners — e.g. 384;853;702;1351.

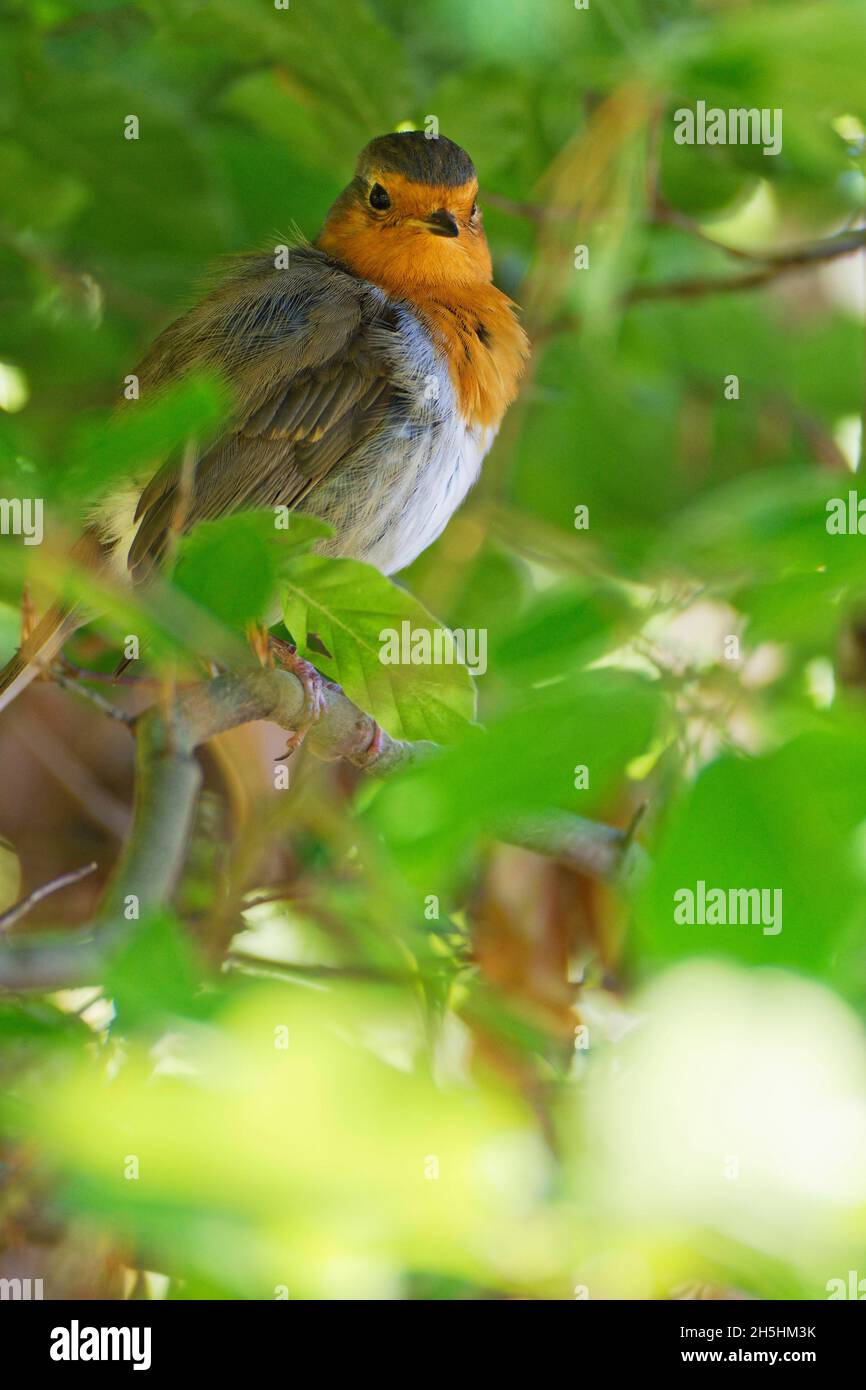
483;191;568;223
0;862;98;934
539;223;866;341
498;809;647;886
59;660;161;687
0;668;641;990
225;951;406;983
626;228;866;304
621;801;648;863
52;667;134;724
0;224;163;323
242;884;311;909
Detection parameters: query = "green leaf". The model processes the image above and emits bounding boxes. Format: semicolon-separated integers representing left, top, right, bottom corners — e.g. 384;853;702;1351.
0;535;248;674
636;731;866;983
172;510;331;633
169;0;412;134
0;600;20;667
61;371;233;509
656;468;866;604
0;140;90;232
0;833;21;915
103;909;206;1030
491;583;634;687
368;670;662;888
281;554;476;741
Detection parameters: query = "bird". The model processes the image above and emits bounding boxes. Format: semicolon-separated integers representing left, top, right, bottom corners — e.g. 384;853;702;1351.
0;131;529;717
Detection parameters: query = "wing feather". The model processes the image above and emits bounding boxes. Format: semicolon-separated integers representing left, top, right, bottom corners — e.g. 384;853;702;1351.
125;247;399;582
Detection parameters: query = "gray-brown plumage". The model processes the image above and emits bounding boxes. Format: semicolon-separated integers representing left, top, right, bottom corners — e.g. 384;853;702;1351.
122;248;400;583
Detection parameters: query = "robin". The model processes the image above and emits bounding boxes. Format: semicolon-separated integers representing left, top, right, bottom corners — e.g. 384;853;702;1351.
0;131;529;715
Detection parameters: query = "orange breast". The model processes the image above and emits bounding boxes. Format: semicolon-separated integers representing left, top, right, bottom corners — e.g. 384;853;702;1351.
412;285;529;430
316;205;529;430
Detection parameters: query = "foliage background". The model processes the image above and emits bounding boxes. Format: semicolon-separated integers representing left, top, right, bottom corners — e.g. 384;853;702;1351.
1;0;866;1300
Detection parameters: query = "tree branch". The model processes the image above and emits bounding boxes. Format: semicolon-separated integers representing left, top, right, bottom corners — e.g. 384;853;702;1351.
626;227;866;304
0;668;642;992
537;225;866;345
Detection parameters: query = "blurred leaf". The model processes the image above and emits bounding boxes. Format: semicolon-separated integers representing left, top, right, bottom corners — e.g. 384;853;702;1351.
0;140;90;232
103;909;205;1030
173;510;330;633
0;834;22;915
22;985;545;1297
636;731;866;980
61;371;233;509
368;670;661;888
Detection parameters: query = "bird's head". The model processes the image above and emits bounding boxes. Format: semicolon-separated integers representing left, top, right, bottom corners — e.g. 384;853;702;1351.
316;132;493;296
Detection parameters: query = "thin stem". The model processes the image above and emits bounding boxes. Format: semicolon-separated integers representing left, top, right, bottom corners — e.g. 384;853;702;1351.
0;862;99;933
52;668;134;724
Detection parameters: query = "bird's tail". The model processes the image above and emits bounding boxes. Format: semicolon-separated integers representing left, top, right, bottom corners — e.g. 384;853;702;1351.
0;604;81;715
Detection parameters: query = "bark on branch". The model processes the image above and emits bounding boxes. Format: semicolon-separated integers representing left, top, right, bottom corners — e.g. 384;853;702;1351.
0;668;643;992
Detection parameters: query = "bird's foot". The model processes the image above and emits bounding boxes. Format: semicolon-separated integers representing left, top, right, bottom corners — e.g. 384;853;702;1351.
270;636;328;755
354;720;386;769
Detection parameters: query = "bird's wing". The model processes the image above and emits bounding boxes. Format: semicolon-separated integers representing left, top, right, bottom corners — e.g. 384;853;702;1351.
126;247;398;582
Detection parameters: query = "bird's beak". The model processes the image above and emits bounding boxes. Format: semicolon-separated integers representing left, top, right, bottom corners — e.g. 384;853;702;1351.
421;209;460;238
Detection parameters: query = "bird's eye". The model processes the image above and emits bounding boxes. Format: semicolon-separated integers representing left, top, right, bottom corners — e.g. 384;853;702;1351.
369;183;391;210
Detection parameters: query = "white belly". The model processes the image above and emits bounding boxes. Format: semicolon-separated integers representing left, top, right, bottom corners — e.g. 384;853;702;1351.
308;413;494;576
301;300;496;575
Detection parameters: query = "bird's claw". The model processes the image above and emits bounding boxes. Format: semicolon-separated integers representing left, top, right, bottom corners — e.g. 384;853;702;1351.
270;638;327;755
354;720;385;769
